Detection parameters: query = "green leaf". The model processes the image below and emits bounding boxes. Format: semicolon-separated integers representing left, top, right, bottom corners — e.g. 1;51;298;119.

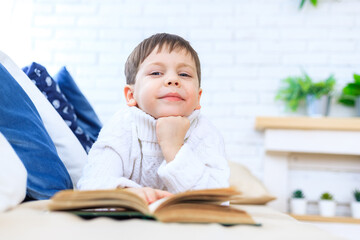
299;73;311;92
354;189;360;202
305;74;335;98
354;73;360;84
292;190;305;199
338;73;360;107
299;0;306;9
275;76;307;112
310;0;318;6
320;192;333;200
342;83;360;96
338;95;355;107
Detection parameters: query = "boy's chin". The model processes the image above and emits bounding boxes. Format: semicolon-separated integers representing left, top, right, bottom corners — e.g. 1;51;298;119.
153;113;184;119
152;111;191;119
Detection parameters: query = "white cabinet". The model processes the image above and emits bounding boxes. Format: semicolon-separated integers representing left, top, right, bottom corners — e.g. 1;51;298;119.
255;117;360;212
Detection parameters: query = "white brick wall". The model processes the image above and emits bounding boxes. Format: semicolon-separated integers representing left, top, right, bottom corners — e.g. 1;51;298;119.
2;0;360;209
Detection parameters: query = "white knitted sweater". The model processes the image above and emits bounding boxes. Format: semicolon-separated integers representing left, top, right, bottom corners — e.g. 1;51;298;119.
77;107;230;193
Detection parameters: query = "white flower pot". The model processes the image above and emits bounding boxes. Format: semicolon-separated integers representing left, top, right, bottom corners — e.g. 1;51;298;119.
355;97;360;117
319;200;336;217
290;198;307;215
351;201;360;219
306;95;331;117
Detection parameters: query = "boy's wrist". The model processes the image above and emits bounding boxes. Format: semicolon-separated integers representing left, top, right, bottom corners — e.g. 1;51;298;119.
159;142;182;162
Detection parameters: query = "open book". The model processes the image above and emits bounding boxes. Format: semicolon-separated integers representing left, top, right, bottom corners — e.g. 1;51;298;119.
48;187;258;225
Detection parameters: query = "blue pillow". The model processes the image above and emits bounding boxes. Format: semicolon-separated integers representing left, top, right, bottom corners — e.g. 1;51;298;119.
0;63;73;200
53;67;102;142
23;63;93;153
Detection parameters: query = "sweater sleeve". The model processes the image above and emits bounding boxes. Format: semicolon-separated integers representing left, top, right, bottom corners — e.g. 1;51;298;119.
77;110;141;190
157;122;230;193
77;145;141;190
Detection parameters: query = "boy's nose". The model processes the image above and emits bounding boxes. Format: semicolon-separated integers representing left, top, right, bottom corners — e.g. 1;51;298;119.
165;77;181;87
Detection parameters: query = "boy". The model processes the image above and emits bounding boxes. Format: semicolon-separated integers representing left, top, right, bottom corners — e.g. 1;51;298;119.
78;33;230;204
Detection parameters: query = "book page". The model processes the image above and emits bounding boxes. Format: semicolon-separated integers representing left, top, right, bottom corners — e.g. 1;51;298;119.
48;189;151;214
154;188;240;212
148;197;168;213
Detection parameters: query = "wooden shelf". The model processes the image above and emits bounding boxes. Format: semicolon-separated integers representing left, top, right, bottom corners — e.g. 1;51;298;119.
255;117;360;131
290;214;360;224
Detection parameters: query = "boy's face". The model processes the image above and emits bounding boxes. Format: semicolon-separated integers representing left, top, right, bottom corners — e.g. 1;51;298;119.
124;46;202;119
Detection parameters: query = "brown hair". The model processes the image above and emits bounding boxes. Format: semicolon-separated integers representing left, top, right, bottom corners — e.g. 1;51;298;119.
124;33;201;86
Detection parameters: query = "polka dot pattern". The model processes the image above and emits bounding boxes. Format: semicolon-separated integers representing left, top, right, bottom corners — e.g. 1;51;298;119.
23;63;93;153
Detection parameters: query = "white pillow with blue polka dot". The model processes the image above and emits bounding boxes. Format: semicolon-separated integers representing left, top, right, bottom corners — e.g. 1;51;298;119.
23;62;93;153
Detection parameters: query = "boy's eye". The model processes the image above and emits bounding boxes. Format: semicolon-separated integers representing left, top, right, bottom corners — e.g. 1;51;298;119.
179;73;191;77
150;72;161;76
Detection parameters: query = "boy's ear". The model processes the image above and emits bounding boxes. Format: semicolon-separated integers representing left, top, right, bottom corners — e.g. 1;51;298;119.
195;88;202;110
124;85;137;107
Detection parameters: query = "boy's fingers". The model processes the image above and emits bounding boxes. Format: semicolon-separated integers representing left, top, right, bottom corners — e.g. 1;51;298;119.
155;189;173;199
144;188;157;204
126;187;172;204
138;192;148;203
126;188;148;203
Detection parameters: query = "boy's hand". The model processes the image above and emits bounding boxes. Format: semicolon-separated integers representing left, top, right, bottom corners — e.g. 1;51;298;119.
125;187;173;204
156;116;190;162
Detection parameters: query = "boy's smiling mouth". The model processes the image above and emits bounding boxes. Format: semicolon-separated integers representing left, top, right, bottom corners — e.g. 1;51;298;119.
159;92;184;101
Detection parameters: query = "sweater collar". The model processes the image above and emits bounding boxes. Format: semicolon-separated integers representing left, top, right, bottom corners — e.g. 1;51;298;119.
129;107;200;142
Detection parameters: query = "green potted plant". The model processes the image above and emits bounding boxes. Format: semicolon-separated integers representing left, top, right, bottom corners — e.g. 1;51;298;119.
299;0;317;9
275;73;336;116
351;189;360;219
319;192;336;217
290;189;307;215
338;73;360;116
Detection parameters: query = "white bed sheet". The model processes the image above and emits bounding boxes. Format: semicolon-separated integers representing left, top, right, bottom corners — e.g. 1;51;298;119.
0;200;342;240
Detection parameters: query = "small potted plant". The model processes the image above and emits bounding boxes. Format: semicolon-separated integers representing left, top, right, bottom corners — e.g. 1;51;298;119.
276;73;336;117
290;189;307;215
351;189;360;219
299;0;318;9
338;73;360;116
319;192;336;217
